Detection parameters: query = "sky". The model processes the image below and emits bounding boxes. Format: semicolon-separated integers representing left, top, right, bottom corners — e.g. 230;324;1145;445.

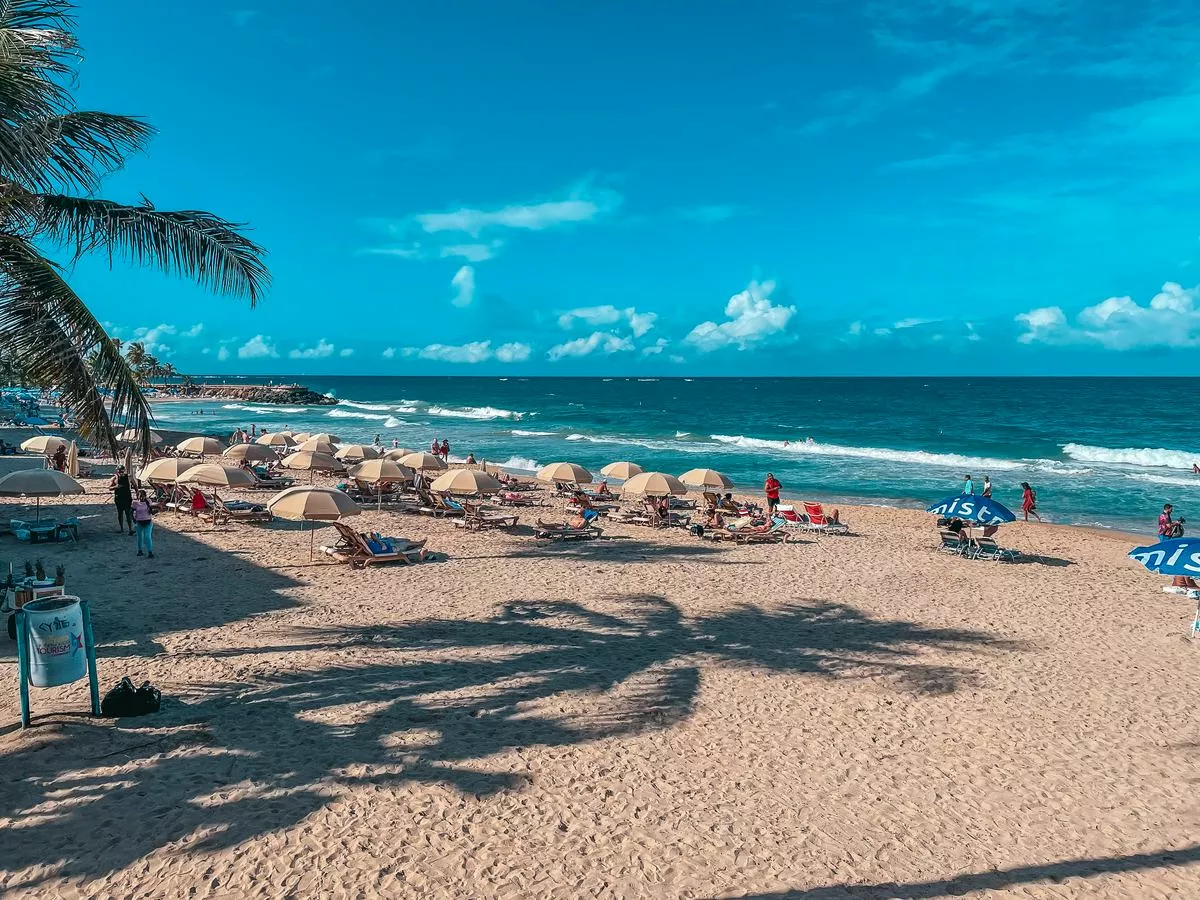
62;0;1200;375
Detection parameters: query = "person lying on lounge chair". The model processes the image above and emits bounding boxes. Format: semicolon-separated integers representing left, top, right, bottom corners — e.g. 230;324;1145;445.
703;508;726;529
718;493;741;513
1171;575;1200;590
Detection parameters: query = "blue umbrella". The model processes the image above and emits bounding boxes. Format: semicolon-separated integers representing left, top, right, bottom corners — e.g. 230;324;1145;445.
1127;538;1200;576
925;495;1016;525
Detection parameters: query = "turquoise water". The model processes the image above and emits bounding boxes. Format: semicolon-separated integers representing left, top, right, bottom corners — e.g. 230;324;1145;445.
153;377;1200;533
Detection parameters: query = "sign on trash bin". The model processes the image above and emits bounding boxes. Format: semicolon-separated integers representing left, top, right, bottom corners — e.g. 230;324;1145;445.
23;595;86;687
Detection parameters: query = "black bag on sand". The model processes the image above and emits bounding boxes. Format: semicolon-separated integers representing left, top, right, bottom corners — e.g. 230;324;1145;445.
101;677;162;717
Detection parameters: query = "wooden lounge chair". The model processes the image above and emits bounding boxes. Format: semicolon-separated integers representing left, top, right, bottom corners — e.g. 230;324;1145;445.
494;490;546;508
328;521;426;554
453;503;519;532
322;526;432;569
534;518;603;540
705;517;789;544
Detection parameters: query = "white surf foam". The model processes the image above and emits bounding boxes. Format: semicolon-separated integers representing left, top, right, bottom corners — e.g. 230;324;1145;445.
512;429;555;436
221;403;305;415
493;455;539;473
326;408;392;421
1063;443;1200;470
426;404;523;420
710;434;1026;471
337;399;394;412
1126;472;1200;488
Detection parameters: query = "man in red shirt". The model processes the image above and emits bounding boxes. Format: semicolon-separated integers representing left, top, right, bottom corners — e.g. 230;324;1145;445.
764;472;781;513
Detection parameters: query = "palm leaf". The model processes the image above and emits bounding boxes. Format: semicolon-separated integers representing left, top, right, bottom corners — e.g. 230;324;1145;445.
4;111;155;191
32;193;269;303
0;234;153;456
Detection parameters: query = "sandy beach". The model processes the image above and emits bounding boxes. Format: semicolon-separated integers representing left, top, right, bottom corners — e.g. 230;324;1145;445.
1;472;1197;899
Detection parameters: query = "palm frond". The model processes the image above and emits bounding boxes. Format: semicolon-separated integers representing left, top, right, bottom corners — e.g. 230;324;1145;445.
4;111;154;191
0;1;77;120
0;234;152;456
33;193;269;304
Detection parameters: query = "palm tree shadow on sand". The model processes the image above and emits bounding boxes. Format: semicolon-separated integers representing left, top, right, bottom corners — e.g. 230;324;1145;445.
1;594;1024;888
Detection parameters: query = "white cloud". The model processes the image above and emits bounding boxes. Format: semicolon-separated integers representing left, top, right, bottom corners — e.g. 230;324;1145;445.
237;335;278;359
414;181;622;237
288;339;335;360
339;348;355;357
685;280;796;352
557;305;657;337
440;242;503;262
642;338;669;356
413;340;530;364
183;323;204;338
1016;282;1200;348
547;331;635;361
451;265;475;307
381;347;396;358
494;342;532;363
217;346;230;361
132;323;176;355
894;317;937;329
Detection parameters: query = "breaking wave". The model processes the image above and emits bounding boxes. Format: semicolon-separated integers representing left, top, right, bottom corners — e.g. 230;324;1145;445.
512;429;555;437
337;399;394;412
710;434;1026;471
1062;443;1200;470
426;404;524;420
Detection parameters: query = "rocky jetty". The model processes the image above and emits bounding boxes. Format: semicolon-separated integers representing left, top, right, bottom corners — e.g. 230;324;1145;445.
182;384;335;406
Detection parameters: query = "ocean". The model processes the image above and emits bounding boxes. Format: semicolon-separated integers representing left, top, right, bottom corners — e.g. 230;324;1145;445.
153;377;1200;534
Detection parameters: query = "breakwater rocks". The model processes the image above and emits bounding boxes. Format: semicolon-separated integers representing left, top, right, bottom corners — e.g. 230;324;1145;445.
183;384;336;406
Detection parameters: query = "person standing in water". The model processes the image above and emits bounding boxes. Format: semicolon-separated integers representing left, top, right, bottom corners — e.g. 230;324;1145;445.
963;474;974;495
982;475;992;498
1021;482;1041;522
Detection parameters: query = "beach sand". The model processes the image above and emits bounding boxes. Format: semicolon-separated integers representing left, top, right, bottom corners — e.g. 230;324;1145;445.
1;476;1197;898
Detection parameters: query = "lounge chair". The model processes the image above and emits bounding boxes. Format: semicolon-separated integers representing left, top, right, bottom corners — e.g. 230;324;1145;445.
569;490;619;514
968;534;1019;562
327;521;426;555
212;494;273;524
937;528;969;555
534;518;603;540
801;502;849;536
645;498;691;528
608;506;654;526
453;503;519;532
321;526;433;569
495;490;547;508
705;517;790;544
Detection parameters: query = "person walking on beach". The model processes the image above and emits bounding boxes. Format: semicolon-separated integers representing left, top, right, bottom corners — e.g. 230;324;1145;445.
963;474;974;495
109;466;134;535
982;475;992;498
132;489;155;558
1159;503;1184;538
1020;482;1041;522
440;438;450;461
764;472;781;513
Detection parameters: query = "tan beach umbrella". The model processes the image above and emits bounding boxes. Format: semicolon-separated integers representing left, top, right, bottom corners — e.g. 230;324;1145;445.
177;436;224;456
281;450;343;483
398;451;447;472
537;462;592;484
349;458;412;509
383;447;415;460
176;464;256;488
117;428;163;444
268;485;360;559
679;468;734;491
297;437;336;455
277;430;294;437
65;440;79;477
256;432;296;448
19;435;67;455
348;459;411;483
0;468;84;521
600;461;642;480
430;468;502;496
291;432;311;442
308;432;340;444
335;444;381;462
621;471;687;497
139;457;198;484
223;443;277;464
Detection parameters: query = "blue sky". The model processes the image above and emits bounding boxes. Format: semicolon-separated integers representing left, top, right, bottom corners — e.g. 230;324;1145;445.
65;0;1200;375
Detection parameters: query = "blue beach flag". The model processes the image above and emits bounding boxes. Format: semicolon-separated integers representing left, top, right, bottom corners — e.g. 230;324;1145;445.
1127;538;1200;576
925;495;1016;525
